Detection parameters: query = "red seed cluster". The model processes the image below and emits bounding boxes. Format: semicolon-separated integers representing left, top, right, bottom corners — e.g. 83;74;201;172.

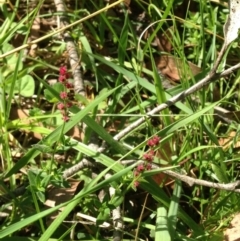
147;136;160;146
133;135;161;188
57;66;73;122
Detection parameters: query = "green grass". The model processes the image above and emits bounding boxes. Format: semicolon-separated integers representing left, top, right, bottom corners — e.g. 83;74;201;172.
0;0;240;240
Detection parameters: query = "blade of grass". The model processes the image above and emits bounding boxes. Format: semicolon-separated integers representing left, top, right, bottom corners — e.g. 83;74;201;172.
168;179;182;239
155;206;171;241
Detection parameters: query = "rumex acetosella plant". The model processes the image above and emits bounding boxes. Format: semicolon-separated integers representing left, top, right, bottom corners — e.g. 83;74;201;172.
133;135;161;188
57;66;74;122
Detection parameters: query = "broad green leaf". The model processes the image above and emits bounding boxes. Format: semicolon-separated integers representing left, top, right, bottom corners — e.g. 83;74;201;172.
15;75;35;97
4;74;36;97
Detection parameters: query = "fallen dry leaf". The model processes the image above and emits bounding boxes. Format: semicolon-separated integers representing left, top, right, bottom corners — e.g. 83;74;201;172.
45;180;81;208
157;55;201;82
224;213;240;241
218;131;240;149
45;180;82;224
158;28;173;52
148;27;174;53
146;24;201;83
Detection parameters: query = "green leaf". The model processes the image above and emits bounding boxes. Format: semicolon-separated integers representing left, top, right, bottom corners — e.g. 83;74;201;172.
110;194;124;207
211;163;228;183
36;191;46;203
118;11;128;65
149;45;171;126
31;144;55;154
44;83;64;103
28;170;37;187
74;93;89;105
41;175;51;188
91;53;193;114
5;75;34;97
96;207;111;225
